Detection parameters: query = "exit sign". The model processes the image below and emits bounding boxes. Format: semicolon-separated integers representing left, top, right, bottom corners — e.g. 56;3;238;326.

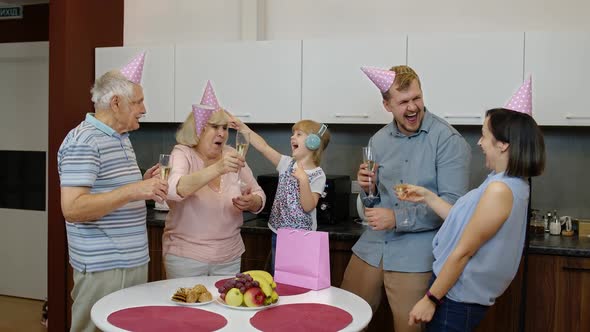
0;6;23;20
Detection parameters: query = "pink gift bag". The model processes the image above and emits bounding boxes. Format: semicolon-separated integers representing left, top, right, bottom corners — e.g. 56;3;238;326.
274;228;331;290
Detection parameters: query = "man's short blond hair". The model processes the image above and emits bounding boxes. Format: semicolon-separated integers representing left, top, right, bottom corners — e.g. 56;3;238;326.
382;65;422;100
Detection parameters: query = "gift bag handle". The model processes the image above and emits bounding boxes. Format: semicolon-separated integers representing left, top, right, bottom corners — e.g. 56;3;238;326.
288;230;313;236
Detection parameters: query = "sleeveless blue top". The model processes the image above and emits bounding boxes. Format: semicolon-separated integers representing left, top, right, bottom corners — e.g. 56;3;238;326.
432;171;529;305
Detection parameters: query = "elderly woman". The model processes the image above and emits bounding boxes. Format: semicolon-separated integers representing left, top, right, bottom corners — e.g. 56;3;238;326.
400;108;545;331
163;107;265;278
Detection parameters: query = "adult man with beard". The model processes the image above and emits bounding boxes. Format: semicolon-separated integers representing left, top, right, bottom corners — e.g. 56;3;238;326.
341;65;471;332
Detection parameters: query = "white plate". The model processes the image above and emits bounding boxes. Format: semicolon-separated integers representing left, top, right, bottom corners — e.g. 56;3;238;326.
170;298;214;306
215;298;279;311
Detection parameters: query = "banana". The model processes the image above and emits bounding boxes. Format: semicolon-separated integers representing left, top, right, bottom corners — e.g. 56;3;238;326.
250;275;273;297
244;270;274;286
270;290;279;303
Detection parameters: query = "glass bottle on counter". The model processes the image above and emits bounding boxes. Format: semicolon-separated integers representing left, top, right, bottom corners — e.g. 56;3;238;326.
544;211;551;233
529;209;545;235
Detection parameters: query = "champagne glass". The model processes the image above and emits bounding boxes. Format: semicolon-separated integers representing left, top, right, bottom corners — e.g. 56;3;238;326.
396;181;410;226
235;131;250;193
362;146;380;207
159;154;171;180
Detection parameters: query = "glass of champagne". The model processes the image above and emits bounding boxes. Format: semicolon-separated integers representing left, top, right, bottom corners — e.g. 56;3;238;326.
235;131;250;193
395;181;410;227
159;154;171;180
362;146;380;207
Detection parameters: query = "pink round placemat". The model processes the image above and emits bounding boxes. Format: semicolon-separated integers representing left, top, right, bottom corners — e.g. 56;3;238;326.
250;303;353;332
107;306;227;332
215;278;311;296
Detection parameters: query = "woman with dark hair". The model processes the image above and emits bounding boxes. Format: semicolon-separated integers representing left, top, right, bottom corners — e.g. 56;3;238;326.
399;108;545;331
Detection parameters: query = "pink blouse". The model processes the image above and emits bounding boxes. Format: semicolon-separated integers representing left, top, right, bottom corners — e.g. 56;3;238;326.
163;144;266;264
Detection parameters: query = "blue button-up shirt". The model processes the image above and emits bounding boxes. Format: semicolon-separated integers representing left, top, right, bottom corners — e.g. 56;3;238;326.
354;110;471;272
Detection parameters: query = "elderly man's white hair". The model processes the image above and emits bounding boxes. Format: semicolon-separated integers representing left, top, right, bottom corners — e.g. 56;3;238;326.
91;70;135;110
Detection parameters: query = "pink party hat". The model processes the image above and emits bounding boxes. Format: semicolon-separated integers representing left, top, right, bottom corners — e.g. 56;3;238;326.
193;104;217;136
361;66;396;93
200;80;220;109
505;76;532;116
120;51;146;84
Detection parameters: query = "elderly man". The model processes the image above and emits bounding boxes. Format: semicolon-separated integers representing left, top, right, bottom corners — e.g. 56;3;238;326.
58;55;168;332
341;65;471;332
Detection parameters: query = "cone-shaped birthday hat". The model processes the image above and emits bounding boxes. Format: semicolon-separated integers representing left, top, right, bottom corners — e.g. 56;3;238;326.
120;51;146;84
193;81;222;136
200;80;220;109
505;76;532;116
192;104;217;136
361;66;396;93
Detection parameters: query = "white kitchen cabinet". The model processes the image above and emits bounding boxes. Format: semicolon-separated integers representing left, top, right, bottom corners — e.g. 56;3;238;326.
95;45;175;123
301;37;407;124
175;41;302;123
525;32;590;126
408;33;525;125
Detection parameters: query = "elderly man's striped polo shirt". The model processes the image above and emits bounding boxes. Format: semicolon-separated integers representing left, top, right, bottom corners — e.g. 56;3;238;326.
58;114;149;272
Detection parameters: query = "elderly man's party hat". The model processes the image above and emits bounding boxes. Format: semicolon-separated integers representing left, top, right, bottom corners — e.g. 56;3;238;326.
361;66;396;93
505;76;532;116
120;51;146;84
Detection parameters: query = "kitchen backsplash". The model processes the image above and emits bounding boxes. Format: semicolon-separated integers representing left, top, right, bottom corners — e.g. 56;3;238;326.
129;123;590;219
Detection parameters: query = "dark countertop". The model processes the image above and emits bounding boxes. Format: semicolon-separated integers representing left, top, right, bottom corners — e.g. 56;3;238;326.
528;233;590;257
147;209;590;257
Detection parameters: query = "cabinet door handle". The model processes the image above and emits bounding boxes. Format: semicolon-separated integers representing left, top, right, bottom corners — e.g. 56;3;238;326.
562;266;590;272
565;113;590;119
233;113;252;118
443;114;482;119
334;113;369;118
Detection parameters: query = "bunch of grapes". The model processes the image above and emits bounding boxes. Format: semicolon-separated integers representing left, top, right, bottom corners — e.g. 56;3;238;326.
218;273;260;300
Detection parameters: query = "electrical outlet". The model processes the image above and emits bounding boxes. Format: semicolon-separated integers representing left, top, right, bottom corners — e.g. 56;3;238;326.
351;180;362;194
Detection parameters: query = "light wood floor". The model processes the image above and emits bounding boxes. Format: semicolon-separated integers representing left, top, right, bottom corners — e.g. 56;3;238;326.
0;295;46;332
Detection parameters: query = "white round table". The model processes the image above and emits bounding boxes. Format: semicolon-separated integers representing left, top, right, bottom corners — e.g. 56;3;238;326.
91;276;372;331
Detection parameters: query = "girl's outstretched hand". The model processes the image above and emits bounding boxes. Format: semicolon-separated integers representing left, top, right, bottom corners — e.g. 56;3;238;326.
224;109;246;131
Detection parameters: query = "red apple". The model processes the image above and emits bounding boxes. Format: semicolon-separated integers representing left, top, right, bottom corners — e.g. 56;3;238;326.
243;287;265;307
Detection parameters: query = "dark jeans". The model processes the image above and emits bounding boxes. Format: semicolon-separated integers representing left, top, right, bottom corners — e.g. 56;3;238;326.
426;275;489;332
270;232;277;275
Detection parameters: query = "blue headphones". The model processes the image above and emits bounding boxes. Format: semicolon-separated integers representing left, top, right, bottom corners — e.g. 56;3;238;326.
305;124;328;151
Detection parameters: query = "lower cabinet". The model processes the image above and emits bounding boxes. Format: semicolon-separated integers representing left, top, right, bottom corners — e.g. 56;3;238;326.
525;254;590;332
147;224;166;281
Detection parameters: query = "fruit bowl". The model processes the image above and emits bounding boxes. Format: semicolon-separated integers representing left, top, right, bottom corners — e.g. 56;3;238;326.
215;297;279;311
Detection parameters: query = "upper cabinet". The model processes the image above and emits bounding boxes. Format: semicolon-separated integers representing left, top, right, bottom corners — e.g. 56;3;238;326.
525;32;590;126
301;38;407;124
95;45;175;123
407;33;525;125
175;41;302;123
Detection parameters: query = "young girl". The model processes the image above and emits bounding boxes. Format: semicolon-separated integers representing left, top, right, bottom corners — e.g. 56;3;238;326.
230;118;330;273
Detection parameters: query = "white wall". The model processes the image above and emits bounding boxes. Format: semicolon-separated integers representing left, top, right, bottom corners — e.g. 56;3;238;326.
125;0;590;44
0;42;48;300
